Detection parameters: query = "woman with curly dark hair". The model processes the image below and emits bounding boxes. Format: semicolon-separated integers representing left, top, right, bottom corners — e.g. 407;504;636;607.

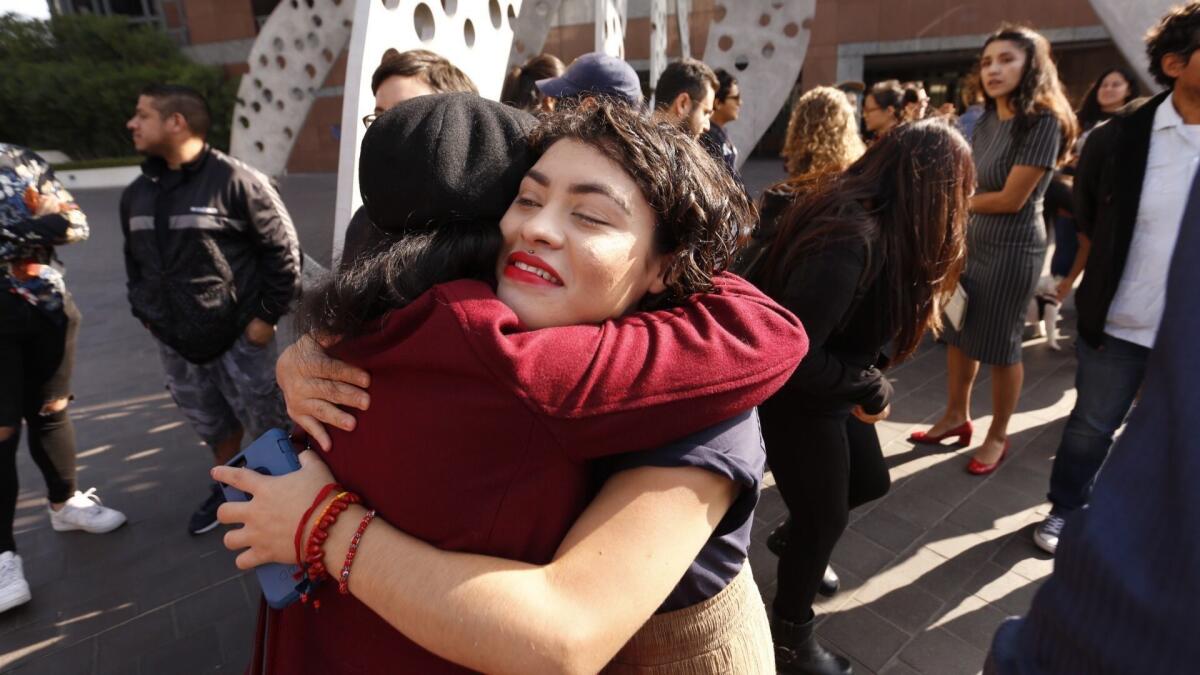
1076;67;1141;135
914;24;1078;475
217;95;805;674
749;118;973;674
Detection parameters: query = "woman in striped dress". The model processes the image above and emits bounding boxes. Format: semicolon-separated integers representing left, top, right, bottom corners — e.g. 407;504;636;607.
911;25;1077;473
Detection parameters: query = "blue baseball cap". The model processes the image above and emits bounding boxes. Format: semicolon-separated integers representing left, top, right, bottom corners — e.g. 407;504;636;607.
535;52;643;107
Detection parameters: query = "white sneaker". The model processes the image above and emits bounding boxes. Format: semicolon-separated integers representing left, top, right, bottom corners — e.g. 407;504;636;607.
0;551;31;613
49;488;127;533
1033;514;1066;555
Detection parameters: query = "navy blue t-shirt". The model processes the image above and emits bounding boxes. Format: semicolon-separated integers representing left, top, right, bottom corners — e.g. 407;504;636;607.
592;409;764;612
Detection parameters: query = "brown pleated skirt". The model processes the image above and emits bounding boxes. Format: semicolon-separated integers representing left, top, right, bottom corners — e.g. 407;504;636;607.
602;564;775;674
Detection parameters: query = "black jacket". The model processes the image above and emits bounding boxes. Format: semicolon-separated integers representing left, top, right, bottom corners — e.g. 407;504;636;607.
120;147;302;363
745;189;893;414
1073;92;1169;349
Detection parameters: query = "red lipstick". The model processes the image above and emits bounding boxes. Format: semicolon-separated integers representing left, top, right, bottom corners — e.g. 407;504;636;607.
504;251;563;287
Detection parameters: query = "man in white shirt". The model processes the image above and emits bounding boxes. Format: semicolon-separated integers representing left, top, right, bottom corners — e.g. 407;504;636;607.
1034;5;1200;555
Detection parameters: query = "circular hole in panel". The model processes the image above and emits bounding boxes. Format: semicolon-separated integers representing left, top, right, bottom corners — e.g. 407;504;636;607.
414;3;435;41
304;0;313;7
254;141;264;152
441;0;456;16
734;55;750;71
305;63;317;78
262;88;274;102
312;14;322;27
284;127;294;139
514;39;525;53
276;55;287;69
762;42;775;58
382;0;399;8
272;37;284;51
258;54;268;66
464;19;475;47
772;1;784;8
343;18;351;27
290;0;298;8
251;101;262;112
293;38;304;50
535;1;548;17
784;22;800;38
321;48;334;63
713;4;726;22
307;32;319;47
236;96;246;106
717;35;733;52
253;78;262;89
291;87;304;101
332;0;341;4
276;100;285;110
507;3;517;26
238;115;249;128
489;0;502;29
759;13;770;27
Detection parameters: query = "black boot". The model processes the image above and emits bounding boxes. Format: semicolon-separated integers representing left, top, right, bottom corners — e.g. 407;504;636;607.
820;565;840;597
772;612;853;675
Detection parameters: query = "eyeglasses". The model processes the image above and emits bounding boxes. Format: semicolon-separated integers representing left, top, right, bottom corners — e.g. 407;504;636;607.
362;112;380;129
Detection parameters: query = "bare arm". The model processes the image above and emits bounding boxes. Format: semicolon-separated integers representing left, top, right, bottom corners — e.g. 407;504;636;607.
216;453;737;674
970;164;1048;214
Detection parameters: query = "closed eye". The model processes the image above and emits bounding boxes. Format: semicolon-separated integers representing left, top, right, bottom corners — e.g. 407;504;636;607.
573;212;609;226
514;196;541;208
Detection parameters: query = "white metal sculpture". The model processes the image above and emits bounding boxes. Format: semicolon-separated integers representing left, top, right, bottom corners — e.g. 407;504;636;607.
333;0;527;258
595;0;627;58
1088;0;1171;92
506;0;565;68
648;0;668;90
699;1;814;169
229;0;355;176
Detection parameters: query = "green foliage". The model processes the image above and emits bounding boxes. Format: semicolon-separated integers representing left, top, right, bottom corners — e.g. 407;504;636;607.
0;13;237;159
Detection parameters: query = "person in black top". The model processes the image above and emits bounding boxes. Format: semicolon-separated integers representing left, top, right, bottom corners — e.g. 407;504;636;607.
121;84;302;535
700;68;743;179
745;119;974;675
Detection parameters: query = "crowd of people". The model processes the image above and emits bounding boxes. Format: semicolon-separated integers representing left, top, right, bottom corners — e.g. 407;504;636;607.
1;3;1198;674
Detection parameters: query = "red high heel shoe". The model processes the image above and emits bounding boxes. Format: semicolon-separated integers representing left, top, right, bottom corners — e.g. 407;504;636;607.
966;440;1009;475
908;421;973;447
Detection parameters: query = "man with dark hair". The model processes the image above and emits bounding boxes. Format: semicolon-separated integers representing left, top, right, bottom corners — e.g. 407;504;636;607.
700;68;742;179
533;51;643;111
362;48;478;128
654;58;718;139
122;84;301;535
863;79;905;138
1030;2;1200;556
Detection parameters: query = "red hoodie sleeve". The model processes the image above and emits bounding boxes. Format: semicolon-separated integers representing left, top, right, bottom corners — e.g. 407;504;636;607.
440;273;808;459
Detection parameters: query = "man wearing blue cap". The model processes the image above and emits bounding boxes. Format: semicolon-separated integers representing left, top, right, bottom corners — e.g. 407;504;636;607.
534;52;644;110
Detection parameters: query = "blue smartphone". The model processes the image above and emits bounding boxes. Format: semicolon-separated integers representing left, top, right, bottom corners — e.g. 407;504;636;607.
221;428;311;609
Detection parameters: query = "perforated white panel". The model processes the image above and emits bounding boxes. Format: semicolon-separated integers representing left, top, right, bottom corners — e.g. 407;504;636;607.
506;0;565;67
595;0;628;58
648;0;667;89
230;0;355;176
700;1;813;169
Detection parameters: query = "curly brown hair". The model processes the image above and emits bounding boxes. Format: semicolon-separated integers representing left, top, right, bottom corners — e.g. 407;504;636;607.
780;86;866;183
1145;3;1200;89
527;99;755;304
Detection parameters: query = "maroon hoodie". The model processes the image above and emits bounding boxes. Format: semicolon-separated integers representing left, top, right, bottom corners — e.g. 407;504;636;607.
252;273;807;673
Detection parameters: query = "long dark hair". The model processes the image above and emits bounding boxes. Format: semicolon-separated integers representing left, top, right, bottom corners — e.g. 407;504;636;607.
1076;67;1141;131
981;25;1078;164
755;119;974;363
500;53;565;111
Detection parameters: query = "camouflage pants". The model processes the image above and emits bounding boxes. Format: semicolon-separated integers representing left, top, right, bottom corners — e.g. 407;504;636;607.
156;333;288;448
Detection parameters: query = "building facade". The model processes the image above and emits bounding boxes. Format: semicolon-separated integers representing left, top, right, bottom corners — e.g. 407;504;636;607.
56;0;1133;171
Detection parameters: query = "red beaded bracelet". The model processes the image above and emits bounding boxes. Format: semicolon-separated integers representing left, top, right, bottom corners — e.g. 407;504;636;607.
294;483;340;571
305;491;362;583
338;509;377;594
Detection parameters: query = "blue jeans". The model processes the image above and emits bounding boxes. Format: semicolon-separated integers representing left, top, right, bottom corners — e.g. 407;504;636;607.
1047;334;1150;514
1050;216;1078;278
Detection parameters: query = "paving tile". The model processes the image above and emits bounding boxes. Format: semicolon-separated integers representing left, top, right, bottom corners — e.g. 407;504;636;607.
851;506;926;554
94;607;176;673
10;638;96;675
172;577;254;637
969;565;1046;617
854;579;946;634
830;528;898;581
913;542;1002;603
898;627;987;675
818;601;911;672
876;490;950;530
935;594;1012;652
138;625;223;674
879;660;922;675
989;530;1054;582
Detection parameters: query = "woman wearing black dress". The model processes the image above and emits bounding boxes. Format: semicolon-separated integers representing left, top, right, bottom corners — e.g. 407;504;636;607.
747;119;974;674
914;25;1077;474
